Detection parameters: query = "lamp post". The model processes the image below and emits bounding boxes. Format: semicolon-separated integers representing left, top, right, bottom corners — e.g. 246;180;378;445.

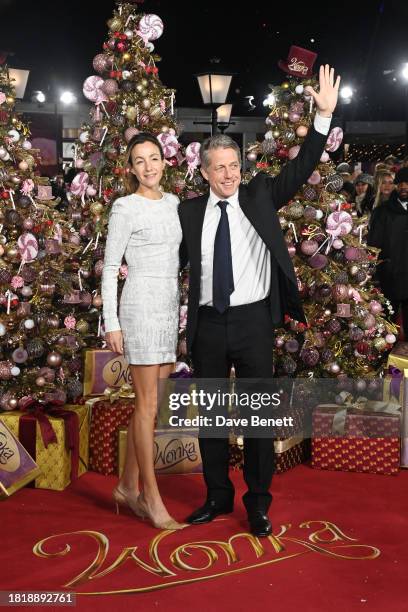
195;70;234;135
216;103;233;134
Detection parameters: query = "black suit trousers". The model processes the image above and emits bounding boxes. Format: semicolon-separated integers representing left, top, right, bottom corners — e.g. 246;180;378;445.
192;298;275;513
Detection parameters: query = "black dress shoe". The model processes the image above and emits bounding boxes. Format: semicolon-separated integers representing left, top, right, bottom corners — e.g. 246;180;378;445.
186;500;233;524
248;510;272;537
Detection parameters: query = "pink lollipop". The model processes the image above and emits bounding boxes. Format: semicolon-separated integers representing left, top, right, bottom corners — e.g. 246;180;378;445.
137;14;164;42
326;211;353;237
83;75;108;104
325;127;343;152
70;172;89;197
157;132;180;158
185;142;201;178
17;232;38;262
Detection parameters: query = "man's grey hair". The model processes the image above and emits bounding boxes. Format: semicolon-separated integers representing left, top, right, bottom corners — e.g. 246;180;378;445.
200;134;242;170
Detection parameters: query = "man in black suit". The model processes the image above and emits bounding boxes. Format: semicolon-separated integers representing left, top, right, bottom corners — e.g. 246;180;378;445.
178;65;340;536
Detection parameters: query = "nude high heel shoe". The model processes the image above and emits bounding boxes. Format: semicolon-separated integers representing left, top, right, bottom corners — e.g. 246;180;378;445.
112;486;145;518
136;493;188;531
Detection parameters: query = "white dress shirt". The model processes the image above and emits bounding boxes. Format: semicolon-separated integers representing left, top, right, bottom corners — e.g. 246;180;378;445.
199;114;331;307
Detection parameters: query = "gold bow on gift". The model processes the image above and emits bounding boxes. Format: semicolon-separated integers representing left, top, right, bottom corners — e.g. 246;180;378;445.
103;384;135;403
323;392;401;435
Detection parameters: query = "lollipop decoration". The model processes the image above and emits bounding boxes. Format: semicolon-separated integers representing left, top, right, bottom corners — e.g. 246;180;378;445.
325;127;343;152
70;172;89;204
83;76;108;105
17;232;39;263
157;132;180;159
326;211;353;238
136;14;164;47
185;142;201;179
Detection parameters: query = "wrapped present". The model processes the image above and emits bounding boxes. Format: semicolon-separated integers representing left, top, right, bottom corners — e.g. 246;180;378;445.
88;389;135;475
0;419;41;499
83;348;131;396
229;435;309;474
383;366;408;468
0;402;89;490
118;427;202;476
311;401;401;475
386;341;408;372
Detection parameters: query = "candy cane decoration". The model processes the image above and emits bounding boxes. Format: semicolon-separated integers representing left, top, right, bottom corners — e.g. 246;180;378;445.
9;189;15;209
94;232;100;250
97;315;102;337
5;290;11;315
78;269;83;291
82;238;93;254
100;127;108;146
288;222;298;243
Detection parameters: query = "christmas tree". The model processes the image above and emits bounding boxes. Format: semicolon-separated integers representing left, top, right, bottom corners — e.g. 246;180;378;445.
67;1;202;363
0;61;83;410
245;74;397;380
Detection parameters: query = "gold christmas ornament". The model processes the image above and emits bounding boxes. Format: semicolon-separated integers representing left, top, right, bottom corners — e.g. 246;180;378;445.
90;202;104;215
281;82;290;89
142;98;151;109
75;319;89;334
108;17;122;31
122;53;131;62
141;79;148;87
136;84;144;93
126;106;138;120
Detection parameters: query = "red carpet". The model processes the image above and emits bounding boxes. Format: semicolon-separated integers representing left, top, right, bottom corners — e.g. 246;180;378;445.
2;466;408;611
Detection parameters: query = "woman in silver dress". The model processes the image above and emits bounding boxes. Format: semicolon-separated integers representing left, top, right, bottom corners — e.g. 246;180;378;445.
102;133;186;530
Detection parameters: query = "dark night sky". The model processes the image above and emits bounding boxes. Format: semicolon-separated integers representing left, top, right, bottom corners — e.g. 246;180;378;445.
1;0;408;120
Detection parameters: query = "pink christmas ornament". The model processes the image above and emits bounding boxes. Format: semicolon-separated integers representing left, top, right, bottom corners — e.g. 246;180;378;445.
124;127;140;142
11;275;24;289
70;172;89;197
17;232;38;262
325;127;343;152
385;333;396;344
369;300;383;314
320;151;330;162
0;92;6;105
93;54;107;73
137;14;164;42
157;132;180;158
21;179;34;195
307;170;321;185
288;145;300;160
326;211;353;237
83;75;108;104
86;185;97;197
64;315;76;330
102;79;118;97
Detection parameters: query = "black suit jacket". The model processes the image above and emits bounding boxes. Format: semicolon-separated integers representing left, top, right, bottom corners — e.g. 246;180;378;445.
178;125;328;354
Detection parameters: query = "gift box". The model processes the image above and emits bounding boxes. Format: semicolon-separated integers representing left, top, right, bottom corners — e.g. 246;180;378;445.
382;365;408;468
229;436;309;474
118;427;202;476
0;419;41;499
83;348;131;396
88;396;134;475
311;402;400;475
0;403;89;490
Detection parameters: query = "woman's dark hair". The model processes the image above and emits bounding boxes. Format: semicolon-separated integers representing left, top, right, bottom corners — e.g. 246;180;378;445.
124;133;164;194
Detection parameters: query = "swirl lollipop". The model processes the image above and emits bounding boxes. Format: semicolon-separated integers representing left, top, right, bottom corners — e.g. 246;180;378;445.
137;14;164;43
17;232;38;262
83;76;108;105
326;211;353;237
70;172;89;197
185;142;201;178
325;127;343;152
157;132;180;159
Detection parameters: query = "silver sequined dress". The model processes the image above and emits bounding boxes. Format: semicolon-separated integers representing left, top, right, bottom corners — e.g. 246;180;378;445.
101;192;182;364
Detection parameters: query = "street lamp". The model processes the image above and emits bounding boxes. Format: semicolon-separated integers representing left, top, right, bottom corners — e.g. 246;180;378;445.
7;68;30;99
195;70;234;135
216;104;233;134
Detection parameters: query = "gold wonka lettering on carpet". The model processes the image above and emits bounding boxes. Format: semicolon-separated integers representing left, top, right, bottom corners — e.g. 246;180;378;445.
32;521;380;595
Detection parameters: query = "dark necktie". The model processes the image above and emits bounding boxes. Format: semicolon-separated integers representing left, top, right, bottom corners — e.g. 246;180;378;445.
213;200;234;313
